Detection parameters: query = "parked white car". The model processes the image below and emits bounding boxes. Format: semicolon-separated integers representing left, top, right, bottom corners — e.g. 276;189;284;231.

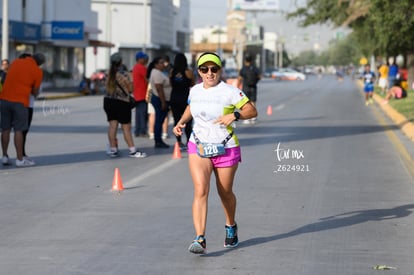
272;68;306;81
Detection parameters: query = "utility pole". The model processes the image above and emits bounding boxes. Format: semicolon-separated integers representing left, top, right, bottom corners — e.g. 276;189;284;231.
143;0;147;52
2;0;9;60
105;0;112;68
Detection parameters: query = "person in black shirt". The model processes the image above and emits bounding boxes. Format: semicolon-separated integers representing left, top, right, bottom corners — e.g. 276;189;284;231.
170;53;195;149
238;54;261;124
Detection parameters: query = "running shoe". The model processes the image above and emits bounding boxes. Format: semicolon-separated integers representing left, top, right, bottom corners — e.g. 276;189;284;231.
224;223;239;248
16;158;35;167
129;151;147;158
2;155;11;166
23;156;34;162
369;98;374;104
188;235;206;254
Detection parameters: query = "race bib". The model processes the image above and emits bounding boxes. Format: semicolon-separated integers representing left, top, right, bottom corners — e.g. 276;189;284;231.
197;143;226;158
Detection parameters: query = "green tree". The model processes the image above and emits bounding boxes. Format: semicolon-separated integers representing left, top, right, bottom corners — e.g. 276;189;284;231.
291;50;318;67
291;35;362;68
289;0;414;87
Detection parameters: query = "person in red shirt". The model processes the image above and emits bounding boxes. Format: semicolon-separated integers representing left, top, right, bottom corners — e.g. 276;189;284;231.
132;51;149;137
0;53;45;167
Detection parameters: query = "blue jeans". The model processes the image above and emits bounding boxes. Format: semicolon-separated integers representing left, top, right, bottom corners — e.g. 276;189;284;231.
388;76;396;88
150;95;169;143
134;100;148;136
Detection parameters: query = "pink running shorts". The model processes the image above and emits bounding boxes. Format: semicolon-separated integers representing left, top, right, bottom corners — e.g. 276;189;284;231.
187;141;241;168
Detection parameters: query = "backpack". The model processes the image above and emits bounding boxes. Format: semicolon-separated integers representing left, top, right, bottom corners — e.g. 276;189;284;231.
244;66;259;86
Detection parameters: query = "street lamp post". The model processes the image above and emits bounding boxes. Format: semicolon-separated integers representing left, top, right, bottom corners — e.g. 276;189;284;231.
105;0;112;68
143;0;147;52
2;0;9;60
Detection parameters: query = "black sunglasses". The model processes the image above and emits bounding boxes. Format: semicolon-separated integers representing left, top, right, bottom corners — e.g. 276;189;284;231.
199;66;220;74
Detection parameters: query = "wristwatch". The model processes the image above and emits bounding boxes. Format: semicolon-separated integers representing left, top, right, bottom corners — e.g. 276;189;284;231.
233;111;241;121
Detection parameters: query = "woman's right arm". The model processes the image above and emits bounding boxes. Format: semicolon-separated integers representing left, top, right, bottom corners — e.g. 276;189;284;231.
173;105;192;136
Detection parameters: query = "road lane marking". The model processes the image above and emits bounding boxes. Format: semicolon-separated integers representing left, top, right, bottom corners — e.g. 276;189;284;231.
274;104;285;111
123;159;180;189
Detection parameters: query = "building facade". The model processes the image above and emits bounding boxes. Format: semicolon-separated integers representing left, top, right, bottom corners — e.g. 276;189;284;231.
88;0;191;75
0;0;106;88
0;0;191;88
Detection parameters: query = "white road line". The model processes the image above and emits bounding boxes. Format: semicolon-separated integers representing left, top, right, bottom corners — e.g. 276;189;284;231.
123;159;180;188
274;104;285;111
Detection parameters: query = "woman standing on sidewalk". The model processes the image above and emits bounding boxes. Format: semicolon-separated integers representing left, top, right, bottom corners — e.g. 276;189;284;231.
173;52;257;254
103;52;147;158
149;56;172;148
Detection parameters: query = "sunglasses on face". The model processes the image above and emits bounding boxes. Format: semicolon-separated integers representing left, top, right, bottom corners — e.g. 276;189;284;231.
199;66;220;74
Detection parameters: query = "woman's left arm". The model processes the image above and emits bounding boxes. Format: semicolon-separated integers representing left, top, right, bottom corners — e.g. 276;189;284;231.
239;102;258;120
215;101;257;126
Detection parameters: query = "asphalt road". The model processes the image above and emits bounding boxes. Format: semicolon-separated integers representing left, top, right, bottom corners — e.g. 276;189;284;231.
1;75;414;275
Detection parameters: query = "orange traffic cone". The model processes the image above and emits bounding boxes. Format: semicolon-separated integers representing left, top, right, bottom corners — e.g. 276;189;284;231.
172;142;182;159
267;105;273;116
111;167;124;191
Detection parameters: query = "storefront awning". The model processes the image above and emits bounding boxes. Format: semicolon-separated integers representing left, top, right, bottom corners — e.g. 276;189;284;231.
89;39;114;48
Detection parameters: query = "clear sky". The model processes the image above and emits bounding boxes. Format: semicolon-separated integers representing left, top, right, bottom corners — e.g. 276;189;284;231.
190;0;306;28
190;0;228;28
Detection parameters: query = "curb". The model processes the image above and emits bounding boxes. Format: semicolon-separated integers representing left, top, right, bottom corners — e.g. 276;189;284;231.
36;93;85;100
372;93;414;143
357;80;414;143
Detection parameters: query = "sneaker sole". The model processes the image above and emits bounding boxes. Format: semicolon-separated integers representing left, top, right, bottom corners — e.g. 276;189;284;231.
129;153;147;158
188;242;206;254
224;241;239;248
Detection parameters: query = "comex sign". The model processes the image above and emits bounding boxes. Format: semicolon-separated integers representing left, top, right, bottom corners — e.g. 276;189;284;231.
50;21;84;40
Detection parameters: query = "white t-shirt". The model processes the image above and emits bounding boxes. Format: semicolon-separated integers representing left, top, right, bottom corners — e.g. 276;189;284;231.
189;81;249;148
149;68;172;101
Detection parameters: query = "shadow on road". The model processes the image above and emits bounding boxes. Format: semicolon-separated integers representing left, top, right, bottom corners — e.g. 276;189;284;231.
236;124;400;146
202;204;414;257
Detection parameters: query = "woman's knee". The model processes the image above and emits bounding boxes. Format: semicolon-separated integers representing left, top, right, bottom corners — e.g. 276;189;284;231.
217;188;235;201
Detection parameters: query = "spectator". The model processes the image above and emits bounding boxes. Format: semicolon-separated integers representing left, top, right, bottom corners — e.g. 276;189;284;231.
0;53;45;167
103;52;147;158
170;53;195;149
377;62;389;94
78;76;91;95
0;58;9;86
162;54;173;76
17;53;39;162
388;60;398;90
149;56;172;148
238;53;261;124
146;59;169;140
382;79;407;105
132;51;149;137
